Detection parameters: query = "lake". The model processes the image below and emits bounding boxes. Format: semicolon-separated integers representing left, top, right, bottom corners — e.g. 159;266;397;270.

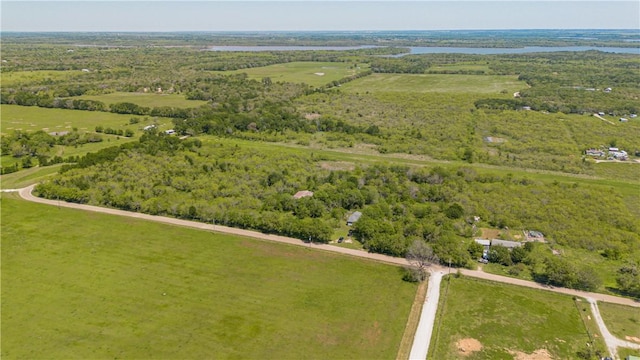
207;45;639;55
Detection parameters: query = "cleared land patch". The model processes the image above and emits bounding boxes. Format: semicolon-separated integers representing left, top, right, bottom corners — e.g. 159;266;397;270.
1;70;88;87
597;302;640;341
0;105;171;135
340;73;525;94
213;61;370;87
73;92;208;108
1;196;416;359
429;276;598;359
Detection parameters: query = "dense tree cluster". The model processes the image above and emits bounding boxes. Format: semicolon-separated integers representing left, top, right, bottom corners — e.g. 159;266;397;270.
35;134;639;274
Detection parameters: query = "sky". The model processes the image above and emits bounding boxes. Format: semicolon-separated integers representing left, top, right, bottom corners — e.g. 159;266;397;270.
1;1;639;32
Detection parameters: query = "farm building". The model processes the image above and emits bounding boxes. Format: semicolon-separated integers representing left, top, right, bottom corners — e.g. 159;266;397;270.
491;239;523;249
585;149;605;158
474;239;491;251
609;150;628;160
293;190;314;199
347;211;362;226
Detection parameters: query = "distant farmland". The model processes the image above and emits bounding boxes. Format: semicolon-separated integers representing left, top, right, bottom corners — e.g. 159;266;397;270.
0;105;172;135
214;61;370;87
340;73;525;94
73;92;209;108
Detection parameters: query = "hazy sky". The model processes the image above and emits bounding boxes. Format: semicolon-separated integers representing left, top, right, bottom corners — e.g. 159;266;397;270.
2;1;639;32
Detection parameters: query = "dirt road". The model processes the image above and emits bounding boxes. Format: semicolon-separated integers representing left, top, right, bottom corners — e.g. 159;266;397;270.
593;113;616;125
409;270;444;360
587;297;640;359
16;185;640;309
13;185;640;359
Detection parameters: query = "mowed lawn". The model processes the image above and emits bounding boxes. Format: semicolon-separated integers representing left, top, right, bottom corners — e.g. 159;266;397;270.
340;73;525;94
428;276;595;359
597;302;640;340
214;61;370;87
1;196;417;359
73;92;209;108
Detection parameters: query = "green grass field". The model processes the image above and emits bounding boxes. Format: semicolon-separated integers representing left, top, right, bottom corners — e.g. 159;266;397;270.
340;73;525;94
1;70;89;87
73;92;209;108
0;164;64;189
597;302;640;341
1;105;173;135
1;195;417;359
428;63;492;73
428;276;600;359
619;347;640;359
213;61;370;87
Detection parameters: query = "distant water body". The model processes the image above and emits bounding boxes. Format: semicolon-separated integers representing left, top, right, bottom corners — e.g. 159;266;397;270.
405;46;639;55
208;45;639;55
208;45;379;51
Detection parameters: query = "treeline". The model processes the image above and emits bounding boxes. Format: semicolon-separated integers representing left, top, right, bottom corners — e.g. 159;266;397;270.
370;56;432;74
35;134;639;266
0;92;199;118
4;31;636;48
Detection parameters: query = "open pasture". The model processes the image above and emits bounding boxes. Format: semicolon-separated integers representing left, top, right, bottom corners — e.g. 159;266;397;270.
0;105;171;135
428;63;492;73
340;73;525;94
73;92;209;108
597;302;640;341
213;61;369;87
428;276;600;359
1;70;88;88
0;195;416;359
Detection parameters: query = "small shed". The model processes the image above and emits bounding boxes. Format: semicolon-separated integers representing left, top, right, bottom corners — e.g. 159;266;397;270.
293;190;314;199
347;211;362;226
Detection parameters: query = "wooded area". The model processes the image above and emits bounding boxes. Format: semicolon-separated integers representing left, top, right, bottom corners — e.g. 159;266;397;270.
2;33;639;295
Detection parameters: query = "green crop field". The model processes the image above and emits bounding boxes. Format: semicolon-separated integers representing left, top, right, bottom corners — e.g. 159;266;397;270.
428;276;599;359
214;61;370;87
0;195;417;359
597;302;640;341
1;70;89;87
73;92;209;108
0;105;173;135
340;73;525;94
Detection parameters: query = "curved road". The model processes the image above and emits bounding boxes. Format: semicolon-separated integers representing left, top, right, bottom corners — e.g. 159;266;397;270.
587;297;640;359
12;185;640;359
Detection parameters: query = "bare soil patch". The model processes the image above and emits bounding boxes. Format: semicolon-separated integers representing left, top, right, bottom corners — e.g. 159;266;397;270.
508;348;553;360
319;161;355;171
626;336;640;343
484;136;507;143
456;338;483;356
304;113;321;120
